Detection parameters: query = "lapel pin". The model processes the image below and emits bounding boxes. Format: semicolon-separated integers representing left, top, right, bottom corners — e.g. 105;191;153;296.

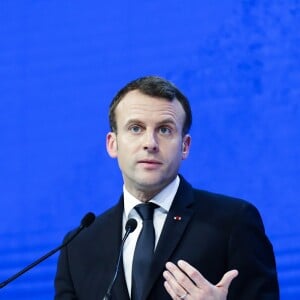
173;216;182;221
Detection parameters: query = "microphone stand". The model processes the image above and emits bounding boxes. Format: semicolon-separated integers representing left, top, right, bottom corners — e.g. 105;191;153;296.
103;218;137;300
0;212;95;289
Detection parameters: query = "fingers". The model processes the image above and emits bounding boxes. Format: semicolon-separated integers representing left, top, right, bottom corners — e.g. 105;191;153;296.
216;270;239;290
163;260;239;300
164;279;188;300
164;261;198;295
163;263;190;300
177;260;209;287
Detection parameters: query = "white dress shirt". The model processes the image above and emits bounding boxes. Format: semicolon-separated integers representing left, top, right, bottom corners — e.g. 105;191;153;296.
122;176;180;296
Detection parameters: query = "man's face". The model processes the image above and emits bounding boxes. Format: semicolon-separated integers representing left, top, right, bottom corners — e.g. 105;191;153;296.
106;90;191;199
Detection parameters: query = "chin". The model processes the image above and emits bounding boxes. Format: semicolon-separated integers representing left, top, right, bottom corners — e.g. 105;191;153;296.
137;177;168;190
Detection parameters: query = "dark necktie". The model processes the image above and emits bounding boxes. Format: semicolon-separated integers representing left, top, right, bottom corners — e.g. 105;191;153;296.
131;202;158;300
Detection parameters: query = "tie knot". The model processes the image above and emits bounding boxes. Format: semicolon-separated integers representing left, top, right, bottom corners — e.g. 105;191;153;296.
135;202;158;220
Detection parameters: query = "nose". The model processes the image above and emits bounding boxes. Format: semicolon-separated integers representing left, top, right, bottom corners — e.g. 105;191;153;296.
143;131;158;152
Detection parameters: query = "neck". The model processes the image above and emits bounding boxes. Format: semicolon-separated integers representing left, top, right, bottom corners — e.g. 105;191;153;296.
125;177;177;202
132;190;159;202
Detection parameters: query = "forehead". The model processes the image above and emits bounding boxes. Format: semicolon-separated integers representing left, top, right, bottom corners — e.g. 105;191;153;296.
115;90;186;124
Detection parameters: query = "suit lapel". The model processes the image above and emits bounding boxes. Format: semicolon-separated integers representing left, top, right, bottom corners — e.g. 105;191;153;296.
143;177;195;299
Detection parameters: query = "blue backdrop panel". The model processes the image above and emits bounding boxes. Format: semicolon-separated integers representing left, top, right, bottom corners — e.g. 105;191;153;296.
0;1;299;299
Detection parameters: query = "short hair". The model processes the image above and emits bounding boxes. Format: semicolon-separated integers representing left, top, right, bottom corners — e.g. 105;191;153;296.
109;76;192;135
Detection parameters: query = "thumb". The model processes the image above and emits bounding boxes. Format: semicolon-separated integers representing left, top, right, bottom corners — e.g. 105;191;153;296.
216;270;239;290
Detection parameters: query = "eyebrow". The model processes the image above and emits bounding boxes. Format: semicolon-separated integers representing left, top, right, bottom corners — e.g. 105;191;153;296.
124;119;145;127
125;118;177;127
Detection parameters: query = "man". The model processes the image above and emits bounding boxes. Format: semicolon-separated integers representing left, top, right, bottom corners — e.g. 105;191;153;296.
54;76;279;299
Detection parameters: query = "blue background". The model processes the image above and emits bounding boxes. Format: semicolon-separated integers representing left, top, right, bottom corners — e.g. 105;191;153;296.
0;1;299;299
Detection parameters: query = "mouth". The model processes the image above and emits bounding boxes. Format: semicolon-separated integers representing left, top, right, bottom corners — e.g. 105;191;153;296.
138;160;163;166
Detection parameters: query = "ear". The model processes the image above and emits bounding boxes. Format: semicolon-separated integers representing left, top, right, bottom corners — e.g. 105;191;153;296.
181;134;191;160
106;132;118;158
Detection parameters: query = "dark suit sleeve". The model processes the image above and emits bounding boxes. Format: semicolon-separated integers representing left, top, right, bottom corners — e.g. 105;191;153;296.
227;202;279;300
54;233;78;300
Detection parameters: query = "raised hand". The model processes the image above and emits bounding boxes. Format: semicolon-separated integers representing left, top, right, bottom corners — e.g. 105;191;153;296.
163;260;238;300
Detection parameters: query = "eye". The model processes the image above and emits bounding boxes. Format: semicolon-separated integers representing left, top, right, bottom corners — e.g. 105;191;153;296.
159;126;172;135
129;125;142;134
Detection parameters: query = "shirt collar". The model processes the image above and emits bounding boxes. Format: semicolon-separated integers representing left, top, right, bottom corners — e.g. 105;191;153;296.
123;176;180;219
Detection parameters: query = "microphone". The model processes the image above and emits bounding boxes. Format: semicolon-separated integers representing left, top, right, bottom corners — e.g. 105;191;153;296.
103;218;137;300
0;212;96;289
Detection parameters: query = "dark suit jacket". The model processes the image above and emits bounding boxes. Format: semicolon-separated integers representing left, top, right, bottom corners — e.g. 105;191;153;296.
54;176;279;300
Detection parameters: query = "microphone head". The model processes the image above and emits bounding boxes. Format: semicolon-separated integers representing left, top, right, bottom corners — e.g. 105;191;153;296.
125;218;137;233
81;212;96;228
